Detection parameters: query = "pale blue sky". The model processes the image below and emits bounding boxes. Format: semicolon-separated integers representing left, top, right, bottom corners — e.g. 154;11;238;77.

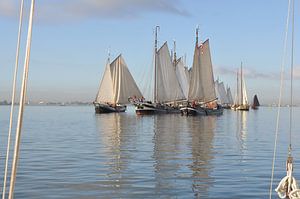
0;0;299;104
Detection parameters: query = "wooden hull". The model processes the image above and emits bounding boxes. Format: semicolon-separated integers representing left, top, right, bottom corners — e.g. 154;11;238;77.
135;102;180;115
180;106;223;116
231;104;250;111
94;103;126;114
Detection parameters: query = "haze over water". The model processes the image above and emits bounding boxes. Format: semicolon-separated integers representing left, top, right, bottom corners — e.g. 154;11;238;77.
0;106;300;198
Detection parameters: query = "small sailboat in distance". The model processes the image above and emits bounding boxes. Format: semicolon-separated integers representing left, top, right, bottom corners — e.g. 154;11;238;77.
251;94;260;110
94;54;143;113
232;62;250;111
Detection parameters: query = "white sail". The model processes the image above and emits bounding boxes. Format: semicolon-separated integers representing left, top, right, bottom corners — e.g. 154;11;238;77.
175;57;189;99
95;59;114;103
218;82;229;104
188;43;204;101
226;87;234;104
242;76;248;105
96;55;143;104
156;42;185;102
188;39;216;102
215;80;221;103
200;39;216;101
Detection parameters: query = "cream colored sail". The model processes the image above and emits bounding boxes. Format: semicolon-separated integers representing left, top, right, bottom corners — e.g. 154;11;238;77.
226;87;234;104
188;43;204;101
156;42;185;102
200;39;216;102
96;55;143;104
242;76;248;105
218;81;229;104
188;39;216;102
95;59;114;103
175;57;189;99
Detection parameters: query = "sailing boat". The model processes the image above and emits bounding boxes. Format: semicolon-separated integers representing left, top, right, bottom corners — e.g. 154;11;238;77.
135;27;185;115
215;80;231;109
180;28;223;116
94;54;143;113
251;94;260;109
226;86;234;107
232;63;250;111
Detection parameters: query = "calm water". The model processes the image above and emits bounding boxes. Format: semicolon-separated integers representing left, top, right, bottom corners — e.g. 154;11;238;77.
0;105;300;198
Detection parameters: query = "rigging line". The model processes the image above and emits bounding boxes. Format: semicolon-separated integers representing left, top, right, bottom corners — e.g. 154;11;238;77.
269;0;291;198
2;0;25;198
8;0;35;198
289;0;295;154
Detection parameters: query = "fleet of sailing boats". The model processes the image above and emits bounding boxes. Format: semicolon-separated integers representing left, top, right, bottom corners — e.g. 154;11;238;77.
94;27;255;115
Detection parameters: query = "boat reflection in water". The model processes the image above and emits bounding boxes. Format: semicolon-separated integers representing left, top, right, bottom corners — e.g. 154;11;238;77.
188;116;216;198
152;115;215;198
95;113;216;197
236;111;248;151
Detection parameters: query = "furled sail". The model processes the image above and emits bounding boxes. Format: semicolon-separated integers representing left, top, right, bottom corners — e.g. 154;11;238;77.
156;42;185;102
188;39;216;102
175;57;189;99
95;55;143;104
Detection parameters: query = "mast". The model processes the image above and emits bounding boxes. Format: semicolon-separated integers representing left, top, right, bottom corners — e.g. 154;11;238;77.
154;26;159;103
240;62;243;105
173;39;177;65
196;26;199;47
9;0;35;198
236;69;239;105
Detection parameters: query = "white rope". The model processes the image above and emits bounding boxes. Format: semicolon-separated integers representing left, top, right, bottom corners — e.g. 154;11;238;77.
8;0;35;198
2;0;24;198
275;160;300;199
269;0;291;198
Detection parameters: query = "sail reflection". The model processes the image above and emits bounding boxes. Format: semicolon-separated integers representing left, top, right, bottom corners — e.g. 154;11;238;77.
152;115;185;195
94;113;139;194
188;116;216;198
236;111;248;151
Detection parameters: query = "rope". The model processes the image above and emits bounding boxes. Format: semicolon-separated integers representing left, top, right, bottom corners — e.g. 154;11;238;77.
8;0;35;198
275;158;300;199
2;0;25;198
289;0;295;155
269;0;291;198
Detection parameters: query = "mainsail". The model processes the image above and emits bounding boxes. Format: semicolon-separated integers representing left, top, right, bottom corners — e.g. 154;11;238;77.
95;55;143;104
217;81;229;104
175;57;189;99
226;87;234;104
156;42;185;102
252;94;260;106
188;39;216;102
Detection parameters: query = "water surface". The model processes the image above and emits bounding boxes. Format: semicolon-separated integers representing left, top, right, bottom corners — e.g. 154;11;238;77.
0;106;299;198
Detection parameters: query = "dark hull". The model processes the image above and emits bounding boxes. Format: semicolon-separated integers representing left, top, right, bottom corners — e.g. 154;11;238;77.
94;103;126;114
180;106;223;116
135;103;180;115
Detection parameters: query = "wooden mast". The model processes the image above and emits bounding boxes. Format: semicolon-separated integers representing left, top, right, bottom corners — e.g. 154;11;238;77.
154;26;159;103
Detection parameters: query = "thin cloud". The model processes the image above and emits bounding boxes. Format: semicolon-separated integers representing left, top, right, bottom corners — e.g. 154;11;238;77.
0;0;189;22
215;65;278;80
215;65;300;80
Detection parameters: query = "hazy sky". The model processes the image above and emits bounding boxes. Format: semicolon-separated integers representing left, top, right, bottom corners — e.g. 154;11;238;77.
0;0;299;104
